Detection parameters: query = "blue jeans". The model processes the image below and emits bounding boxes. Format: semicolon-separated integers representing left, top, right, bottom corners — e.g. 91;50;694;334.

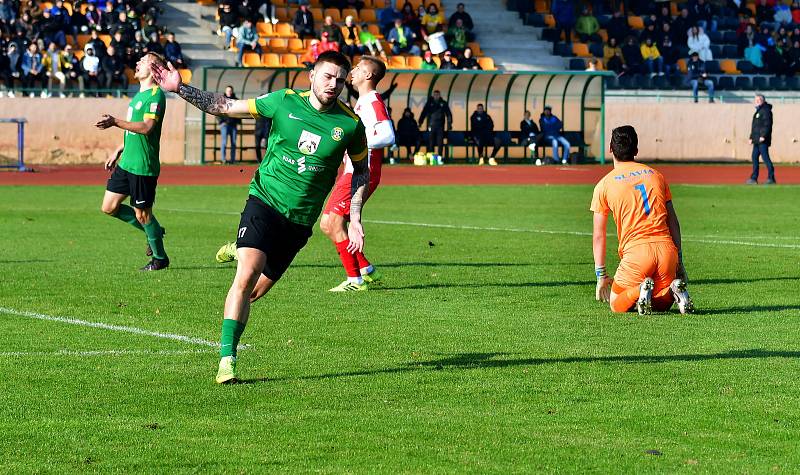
236;41;262;65
220;123;237;163
696;19;718;32
691;78;714;101
751;143;775;181
545;135;571;162
645;57;663;74
222;26;234;49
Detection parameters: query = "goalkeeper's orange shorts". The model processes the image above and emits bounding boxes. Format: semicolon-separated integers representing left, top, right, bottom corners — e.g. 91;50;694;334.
610;241;678;312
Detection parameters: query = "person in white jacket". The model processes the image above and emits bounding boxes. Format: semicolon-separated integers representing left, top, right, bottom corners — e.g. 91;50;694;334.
688;26;713;61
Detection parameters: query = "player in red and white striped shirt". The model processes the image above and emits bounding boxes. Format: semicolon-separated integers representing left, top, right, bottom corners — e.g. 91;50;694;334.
321;56;395;292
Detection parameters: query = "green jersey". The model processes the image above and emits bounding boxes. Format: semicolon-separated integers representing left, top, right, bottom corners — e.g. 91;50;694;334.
247;88;367;227
118;86;167;177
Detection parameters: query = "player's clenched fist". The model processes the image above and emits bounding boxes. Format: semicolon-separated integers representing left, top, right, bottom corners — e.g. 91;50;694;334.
596;276;612;302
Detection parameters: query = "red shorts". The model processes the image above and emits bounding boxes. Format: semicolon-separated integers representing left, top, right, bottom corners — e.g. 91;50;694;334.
323;149;383;218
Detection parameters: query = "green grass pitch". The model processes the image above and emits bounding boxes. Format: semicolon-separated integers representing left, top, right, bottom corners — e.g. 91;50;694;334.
1;183;799;473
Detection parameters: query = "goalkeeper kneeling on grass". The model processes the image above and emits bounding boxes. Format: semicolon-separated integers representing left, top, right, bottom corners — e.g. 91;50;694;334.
590;125;694;315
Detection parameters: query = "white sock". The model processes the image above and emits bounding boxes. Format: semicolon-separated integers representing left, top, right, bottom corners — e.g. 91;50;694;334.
360;265;374;275
347;276;364;284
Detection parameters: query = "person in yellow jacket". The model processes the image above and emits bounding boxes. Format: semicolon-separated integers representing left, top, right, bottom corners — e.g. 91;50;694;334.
340;15;363;60
41;42;68;97
640;37;664;76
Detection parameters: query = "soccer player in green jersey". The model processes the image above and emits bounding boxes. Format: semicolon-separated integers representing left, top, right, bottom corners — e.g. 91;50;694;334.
150;51;369;384
96;52;169;271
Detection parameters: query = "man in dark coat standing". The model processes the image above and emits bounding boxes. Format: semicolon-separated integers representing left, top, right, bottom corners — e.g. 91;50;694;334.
747;94;776;184
419;90;452;158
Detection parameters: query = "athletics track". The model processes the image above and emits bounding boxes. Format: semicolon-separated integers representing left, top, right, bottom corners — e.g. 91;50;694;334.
1;164;799;186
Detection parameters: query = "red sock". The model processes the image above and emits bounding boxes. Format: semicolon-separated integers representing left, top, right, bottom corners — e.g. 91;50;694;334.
354;250;371;270
334;240;360;278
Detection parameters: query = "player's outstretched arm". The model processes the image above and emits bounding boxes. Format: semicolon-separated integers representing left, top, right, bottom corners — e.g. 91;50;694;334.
346;157;369;254
666;201;688;281
593;212;613;302
150;61;251;118
96;114;156;135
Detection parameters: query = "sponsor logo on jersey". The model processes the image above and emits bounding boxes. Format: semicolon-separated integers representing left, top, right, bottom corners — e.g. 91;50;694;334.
298;130;321;155
331;127;344;142
297;157;306;174
135;101;143;110
149;102;158;113
288;113;304;121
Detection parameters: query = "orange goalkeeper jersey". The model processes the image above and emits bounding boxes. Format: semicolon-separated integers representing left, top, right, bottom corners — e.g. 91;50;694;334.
590;161;674;256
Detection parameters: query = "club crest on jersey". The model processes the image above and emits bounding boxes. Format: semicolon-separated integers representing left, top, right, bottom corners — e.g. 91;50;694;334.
331;126;344;142
298;130;321;155
135;101;143;110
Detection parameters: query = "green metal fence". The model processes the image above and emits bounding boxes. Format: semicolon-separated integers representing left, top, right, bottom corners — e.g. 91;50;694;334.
200;67;612;164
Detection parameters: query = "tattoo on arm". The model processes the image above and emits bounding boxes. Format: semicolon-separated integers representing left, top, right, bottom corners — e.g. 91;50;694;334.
349;158;370;220
178;84;235;116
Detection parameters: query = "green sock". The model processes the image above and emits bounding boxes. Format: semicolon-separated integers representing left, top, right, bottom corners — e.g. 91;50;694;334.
143;215;167;260
220;318;246;358
113;204;144;231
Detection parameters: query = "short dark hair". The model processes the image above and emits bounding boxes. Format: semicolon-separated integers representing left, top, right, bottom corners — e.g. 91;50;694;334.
610;125;638;162
359;55;386;84
314;51;351;72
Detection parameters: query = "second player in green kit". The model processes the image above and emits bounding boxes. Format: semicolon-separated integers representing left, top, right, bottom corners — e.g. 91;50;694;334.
150;51;369;383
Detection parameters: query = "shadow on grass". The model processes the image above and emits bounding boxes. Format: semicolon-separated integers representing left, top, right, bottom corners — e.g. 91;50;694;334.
291;261;594;270
375;280;595;290
277;349;799;382
695;304;800;315
0;259;55;264
232;377;270;385
693;276;800;285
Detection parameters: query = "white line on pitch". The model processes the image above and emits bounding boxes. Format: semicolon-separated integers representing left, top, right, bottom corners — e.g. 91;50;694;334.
0;349;213;357
0;307;220;348
160;208;800;250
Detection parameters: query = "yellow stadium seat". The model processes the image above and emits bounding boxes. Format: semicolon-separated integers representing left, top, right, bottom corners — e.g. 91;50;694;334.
432;56;441;67
720;59;739;74
477;57;496;70
544;14;555;27
63;2;73;15
467;42;483;56
257;22;274;37
258;37;268;47
288;38;306;53
389;55;406;69
242;52;262;67
261;53;281;67
628;16;644;30
342;8;358;21
275;23;297;38
275;7;290;21
360;9;377;23
406;56;422;69
272;0;287;5
269;38;289;53
99;34;111;46
367;24;383;39
311;8;324;22
79;3;88;14
323;8;341;22
598;29;608;42
677;58;687;74
281;53;300;67
572;43;591;57
178;69;192;84
535;0;548;13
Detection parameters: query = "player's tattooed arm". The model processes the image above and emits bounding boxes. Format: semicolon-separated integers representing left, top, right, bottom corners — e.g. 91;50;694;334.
346;158;370;253
177;84;252;118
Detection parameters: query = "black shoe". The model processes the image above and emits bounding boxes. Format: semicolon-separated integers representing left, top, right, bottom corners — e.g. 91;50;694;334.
145;227;166;257
765;179;776;185
141;257;170;271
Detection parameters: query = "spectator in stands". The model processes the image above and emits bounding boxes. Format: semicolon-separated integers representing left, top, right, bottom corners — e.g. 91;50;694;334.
446;18;468;56
2;43;21;97
763;37;786;75
83;4;102;32
775;3;793;26
142;17;162;43
0;0;14;35
258;0;278;25
747;94;775;184
686;52;714;103
42;41;65;97
379;5;401;37
458;47;480;70
358;22;386;58
420;50;437;69
739;23;756;57
576;6;601;43
292;4;315;40
109;30;126;54
299;38;321;66
322;16;345;49
87;29;107;58
320;31;340;53
640;37;664;76
100;1;117;33
21;42;45;96
387;18;420;55
421;3;444;39
745;41;765;71
146;32;165;56
237;0;258;24
785;39;800;75
61;43;83;96
520;110;542;155
660;36;678;76
101;45;127;93
397;107;420;160
539;106;570;165
419;90;452;158
448;3;474;42
345;0;364;12
552;0;575;44
672;8;692;47
235;19;261;66
585;58;598;71
640;21;660;45
438;50;458;69
660;22;675;46
131;30;147;65
688;26;713;61
82;45;102;96
606;9;630;44
654;4;671;29
218;85;241;164
621;36;643;74
793;1;800;25
113;11;134;45
755;0;776;30
690;0;717;33
471;103;500;166
603;37;624;74
218;3;239;49
401;3;421;37
164;33;186;68
37;10;66;49
340;15;362;60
